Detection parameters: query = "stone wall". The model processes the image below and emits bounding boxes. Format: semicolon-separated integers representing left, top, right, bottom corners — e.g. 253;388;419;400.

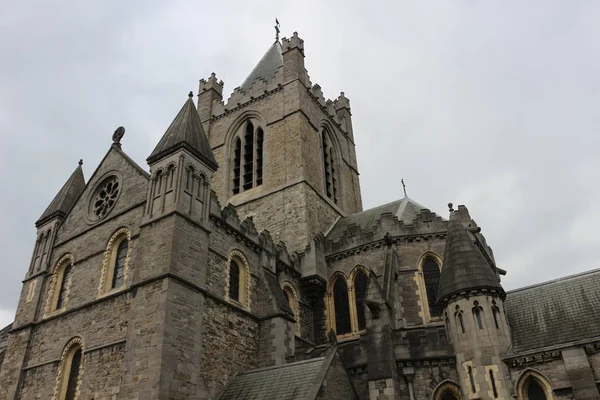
19;362;56;399
407;363;460;400
201;297;259;399
81;342;126;399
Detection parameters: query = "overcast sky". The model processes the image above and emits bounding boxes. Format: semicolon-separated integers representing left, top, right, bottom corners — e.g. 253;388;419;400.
1;1;599;328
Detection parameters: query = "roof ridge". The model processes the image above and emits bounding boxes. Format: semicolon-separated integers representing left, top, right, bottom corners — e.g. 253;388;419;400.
237;356;325;376
507;267;600;294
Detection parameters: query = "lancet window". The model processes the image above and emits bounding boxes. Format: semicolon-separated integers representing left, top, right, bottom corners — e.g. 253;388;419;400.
232;120;264;195
321;128;339;204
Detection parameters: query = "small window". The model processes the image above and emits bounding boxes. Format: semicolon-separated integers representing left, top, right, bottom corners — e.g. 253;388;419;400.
473;301;484;330
490;370;498;398
111;240;128;289
492;301;501;329
56;263;72;310
468;366;476;393
354;271;368;331
229;260;240;302
422;257;441;317
333;278;351;335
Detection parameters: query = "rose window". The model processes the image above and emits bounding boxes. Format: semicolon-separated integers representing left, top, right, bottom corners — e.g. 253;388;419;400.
92;176;120;219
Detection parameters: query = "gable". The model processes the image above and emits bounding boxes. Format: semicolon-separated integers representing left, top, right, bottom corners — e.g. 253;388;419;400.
55;146;149;242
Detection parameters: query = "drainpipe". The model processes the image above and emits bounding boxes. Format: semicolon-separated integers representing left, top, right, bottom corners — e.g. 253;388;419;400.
402;367;416;400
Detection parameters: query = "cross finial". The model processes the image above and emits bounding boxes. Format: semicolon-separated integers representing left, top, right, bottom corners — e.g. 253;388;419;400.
401;179;407;197
78;159;83;166
274;18;280;42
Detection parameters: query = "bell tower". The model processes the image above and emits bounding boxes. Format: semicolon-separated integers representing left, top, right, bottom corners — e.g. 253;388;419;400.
199;31;362;253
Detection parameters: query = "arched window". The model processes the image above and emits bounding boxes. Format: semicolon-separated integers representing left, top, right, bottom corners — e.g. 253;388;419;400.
99;229;131;295
473;301;484;329
229;260;240;302
432;380;461;400
282;282;300;335
321;129;339;204
232;120;264;195
333;278;351;335
226;250;250;308
55;339;84;400
490;370;498;398
527;380;547;400
354;271;368;331
492;300;501;329
47;255;75;314
422;257;441;318
56;263;72;310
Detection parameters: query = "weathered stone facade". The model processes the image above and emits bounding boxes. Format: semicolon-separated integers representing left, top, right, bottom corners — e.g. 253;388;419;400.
1;31;599;400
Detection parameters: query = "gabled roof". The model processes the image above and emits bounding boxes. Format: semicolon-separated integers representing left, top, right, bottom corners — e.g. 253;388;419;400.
436;210;503;303
147;93;218;169
36;162;85;227
240;41;283;91
505;268;600;353
218;357;326;400
326;196;442;241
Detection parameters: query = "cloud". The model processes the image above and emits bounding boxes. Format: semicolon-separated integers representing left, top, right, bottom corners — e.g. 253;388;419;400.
0;0;599;325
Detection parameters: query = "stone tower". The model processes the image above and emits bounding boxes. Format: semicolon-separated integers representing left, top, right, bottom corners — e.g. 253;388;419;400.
198;32;363;253
437;205;512;399
119;93;217;398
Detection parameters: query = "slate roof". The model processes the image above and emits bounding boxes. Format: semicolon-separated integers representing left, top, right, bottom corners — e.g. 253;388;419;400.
505;268;600;354
148;94;218;169
326;197;438;241
264;270;294;316
436;211;503;303
36;162;85;227
240;41;283;91
218;357;326;400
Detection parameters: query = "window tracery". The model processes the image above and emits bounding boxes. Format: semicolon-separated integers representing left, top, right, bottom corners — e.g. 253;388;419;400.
232;120;264;195
90;175;120;220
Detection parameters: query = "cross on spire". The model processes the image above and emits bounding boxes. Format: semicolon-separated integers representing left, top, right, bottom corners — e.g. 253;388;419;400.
401;179;407;197
274;18;280;42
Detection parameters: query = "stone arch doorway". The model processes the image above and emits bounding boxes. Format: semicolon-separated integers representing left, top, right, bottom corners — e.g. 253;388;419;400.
516;369;554;400
432;380;461;400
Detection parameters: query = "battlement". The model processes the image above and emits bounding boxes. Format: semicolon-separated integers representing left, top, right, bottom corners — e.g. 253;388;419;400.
199;72;224;96
282;31;304;54
325;208;448;256
334;92;350;111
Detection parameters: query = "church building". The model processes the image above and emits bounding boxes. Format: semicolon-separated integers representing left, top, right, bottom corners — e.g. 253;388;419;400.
0;30;599;400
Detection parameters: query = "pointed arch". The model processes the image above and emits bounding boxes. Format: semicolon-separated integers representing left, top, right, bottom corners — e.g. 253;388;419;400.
416;252;443;322
281;281;300;335
472;300;484;330
431;379;461;400
225;111;268;196
515;369;554;400
327;271;351;336
349;265;370;332
53;337;85;400
44;253;75;316
98;227;132;296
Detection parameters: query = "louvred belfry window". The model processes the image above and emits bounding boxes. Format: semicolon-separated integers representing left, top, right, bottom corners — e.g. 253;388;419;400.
423;258;441;317
354;271;368;331
322;130;339;204
232;120;264;195
333;278;351;335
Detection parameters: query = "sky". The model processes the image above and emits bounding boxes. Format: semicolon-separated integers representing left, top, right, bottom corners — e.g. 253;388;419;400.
1;1;599;329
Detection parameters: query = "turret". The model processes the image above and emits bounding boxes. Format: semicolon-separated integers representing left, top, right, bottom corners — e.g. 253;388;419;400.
282;32;310;86
197;72;223;134
334;92;354;142
146;91;218;227
17;160;85;328
437;204;512;399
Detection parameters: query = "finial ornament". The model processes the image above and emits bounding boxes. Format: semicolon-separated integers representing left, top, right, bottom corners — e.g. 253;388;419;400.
274;18;280;42
112;126;125;147
401;179;407;197
78;159;83;166
448;203;454;212
188;91;193;98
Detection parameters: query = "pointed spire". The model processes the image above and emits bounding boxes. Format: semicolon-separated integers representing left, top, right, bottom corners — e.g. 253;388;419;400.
436;206;503;304
147;93;218;170
240;41;283;91
36;160;85;227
